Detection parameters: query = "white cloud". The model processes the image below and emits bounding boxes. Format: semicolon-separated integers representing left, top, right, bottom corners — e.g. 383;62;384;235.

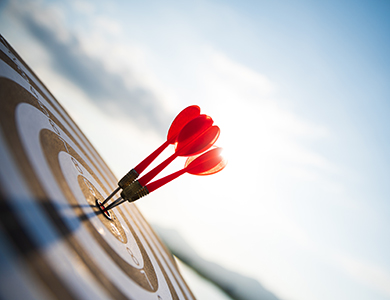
6;0;177;134
210;51;277;98
93;16;122;36
70;0;95;15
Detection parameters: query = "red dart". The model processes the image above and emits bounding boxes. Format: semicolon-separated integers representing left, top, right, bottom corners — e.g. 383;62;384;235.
106;115;220;209
184;147;227;176
103;147;227;212
136;115;220;186
146;147;227;193
102;105;200;204
133;105;201;175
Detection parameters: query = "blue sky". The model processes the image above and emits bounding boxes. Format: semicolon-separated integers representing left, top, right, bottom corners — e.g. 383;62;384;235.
1;0;390;299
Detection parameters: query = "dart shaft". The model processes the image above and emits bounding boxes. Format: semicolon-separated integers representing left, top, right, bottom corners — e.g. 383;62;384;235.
134;139;171;175
102;187;120;205
103;197;126;211
138;153;177;186
146;168;186;193
104;186;150;212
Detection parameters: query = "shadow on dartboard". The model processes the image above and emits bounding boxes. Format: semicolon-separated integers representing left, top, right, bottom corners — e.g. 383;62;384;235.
0;35;194;300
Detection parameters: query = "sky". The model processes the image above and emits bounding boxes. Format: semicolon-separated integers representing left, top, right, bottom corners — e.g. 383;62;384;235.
1;0;390;299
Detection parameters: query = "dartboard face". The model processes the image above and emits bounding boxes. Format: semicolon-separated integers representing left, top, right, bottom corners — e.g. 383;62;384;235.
0;35;194;300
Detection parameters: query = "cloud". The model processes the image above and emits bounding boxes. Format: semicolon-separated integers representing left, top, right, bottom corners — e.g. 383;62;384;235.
7;0;170;136
93;16;122;36
210;51;277;98
70;0;95;15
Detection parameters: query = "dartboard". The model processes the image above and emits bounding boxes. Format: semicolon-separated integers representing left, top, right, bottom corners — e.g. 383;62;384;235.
0;35;194;300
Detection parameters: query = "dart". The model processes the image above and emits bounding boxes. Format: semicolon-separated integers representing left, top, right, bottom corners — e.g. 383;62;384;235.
102;117;220;211
103;147;227;212
102;105;201;204
118;115;220;198
148;147;227;191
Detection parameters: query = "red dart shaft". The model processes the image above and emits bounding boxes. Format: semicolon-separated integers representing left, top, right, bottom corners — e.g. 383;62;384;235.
137;126;219;186
145;148;225;193
133;138;173;175
134;105;200;174
114;106;200;191
138;152;178;186
146;168;186;193
108;147;226;210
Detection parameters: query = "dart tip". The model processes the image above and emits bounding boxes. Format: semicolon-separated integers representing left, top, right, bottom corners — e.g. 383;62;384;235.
102;197;127;212
96;199;112;220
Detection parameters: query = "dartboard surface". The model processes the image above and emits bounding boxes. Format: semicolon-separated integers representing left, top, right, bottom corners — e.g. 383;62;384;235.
0;35;194;300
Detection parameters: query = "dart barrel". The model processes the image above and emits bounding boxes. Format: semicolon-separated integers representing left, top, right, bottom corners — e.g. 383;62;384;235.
118;168;139;188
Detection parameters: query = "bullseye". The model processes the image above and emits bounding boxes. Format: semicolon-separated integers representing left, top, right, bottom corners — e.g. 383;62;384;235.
96;199;112;220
